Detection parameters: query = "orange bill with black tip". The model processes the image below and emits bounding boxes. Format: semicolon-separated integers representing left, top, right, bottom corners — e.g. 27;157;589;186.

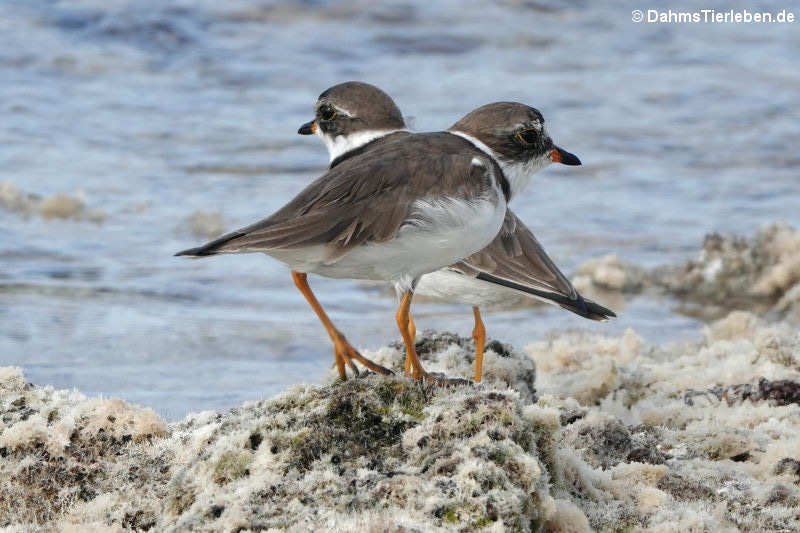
297;120;317;135
549;146;581;165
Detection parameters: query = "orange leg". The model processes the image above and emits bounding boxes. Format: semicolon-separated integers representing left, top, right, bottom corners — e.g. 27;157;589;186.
396;291;426;380
472;306;486;382
396;291;468;385
292;271;392;378
404;313;417;376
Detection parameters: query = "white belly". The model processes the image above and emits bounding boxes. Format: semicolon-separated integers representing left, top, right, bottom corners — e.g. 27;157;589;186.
415;267;568;311
269;196;506;293
414;269;516;306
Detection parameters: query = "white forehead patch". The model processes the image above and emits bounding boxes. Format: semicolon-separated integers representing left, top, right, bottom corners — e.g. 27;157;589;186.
334;105;354;118
315;99;354;118
527;118;542;131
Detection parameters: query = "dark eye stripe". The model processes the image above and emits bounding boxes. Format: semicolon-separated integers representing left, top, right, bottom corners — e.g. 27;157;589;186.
319;105;337;121
515;129;537;145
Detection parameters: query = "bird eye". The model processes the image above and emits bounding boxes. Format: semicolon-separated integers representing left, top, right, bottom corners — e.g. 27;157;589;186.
515;129;538;145
319;105;337;121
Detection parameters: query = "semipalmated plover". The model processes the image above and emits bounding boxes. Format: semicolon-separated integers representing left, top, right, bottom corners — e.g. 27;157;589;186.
176;108;512;383
299;82;614;381
289;82;409;380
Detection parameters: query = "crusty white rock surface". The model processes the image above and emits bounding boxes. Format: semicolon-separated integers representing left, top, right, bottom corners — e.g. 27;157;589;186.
2;316;799;532
0;181;106;223
529;311;800;531
574;223;800;322
0;357;556;532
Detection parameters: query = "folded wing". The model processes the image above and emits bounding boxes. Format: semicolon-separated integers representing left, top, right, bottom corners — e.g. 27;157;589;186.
176;133;498;264
449;210;615;321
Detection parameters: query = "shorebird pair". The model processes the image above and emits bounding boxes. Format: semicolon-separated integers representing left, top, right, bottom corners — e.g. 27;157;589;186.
177;82;615;384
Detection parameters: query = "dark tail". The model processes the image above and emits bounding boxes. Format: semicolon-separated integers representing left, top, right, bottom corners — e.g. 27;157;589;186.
575;298;617;321
174;231;246;257
475;272;616;321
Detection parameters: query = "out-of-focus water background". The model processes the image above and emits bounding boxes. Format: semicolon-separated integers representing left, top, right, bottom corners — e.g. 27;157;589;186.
1;0;798;419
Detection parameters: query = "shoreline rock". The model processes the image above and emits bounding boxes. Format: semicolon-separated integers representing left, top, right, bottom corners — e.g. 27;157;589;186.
573;223;800;323
0;353;558;532
0;181;106;224
2;317;800;531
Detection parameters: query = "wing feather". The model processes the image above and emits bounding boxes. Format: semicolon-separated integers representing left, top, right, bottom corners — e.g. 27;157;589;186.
448;210;616;320
176;133;499;262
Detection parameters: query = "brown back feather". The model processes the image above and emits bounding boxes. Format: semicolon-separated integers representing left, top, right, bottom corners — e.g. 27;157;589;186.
180;133;501;262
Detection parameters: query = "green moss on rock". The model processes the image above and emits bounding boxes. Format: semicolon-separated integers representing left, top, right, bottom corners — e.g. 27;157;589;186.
213;450;252;484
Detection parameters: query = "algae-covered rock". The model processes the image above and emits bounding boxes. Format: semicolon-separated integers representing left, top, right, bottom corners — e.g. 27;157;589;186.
3;318;800;532
183;210;226;239
344;330;538;404
653;223;800;319
0;337;553;532
0;367;169;529
571;254;645;294
570;224;800;323
0;181;106;223
531;311;800;532
162;377;555;532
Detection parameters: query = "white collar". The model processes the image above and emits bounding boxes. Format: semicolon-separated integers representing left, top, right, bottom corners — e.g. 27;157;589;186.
448;129;551;200
318;128;409;163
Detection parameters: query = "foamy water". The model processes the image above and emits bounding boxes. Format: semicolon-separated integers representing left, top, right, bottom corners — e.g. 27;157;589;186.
1;0;798;418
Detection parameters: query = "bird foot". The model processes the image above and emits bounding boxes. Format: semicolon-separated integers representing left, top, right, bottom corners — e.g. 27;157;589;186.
336;338;394;378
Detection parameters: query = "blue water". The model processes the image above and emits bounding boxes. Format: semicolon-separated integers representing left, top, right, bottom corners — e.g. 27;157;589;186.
1;0;798;418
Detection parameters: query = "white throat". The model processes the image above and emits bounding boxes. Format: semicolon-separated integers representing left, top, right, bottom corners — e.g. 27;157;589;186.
449;130;552;200
317;128;407;163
